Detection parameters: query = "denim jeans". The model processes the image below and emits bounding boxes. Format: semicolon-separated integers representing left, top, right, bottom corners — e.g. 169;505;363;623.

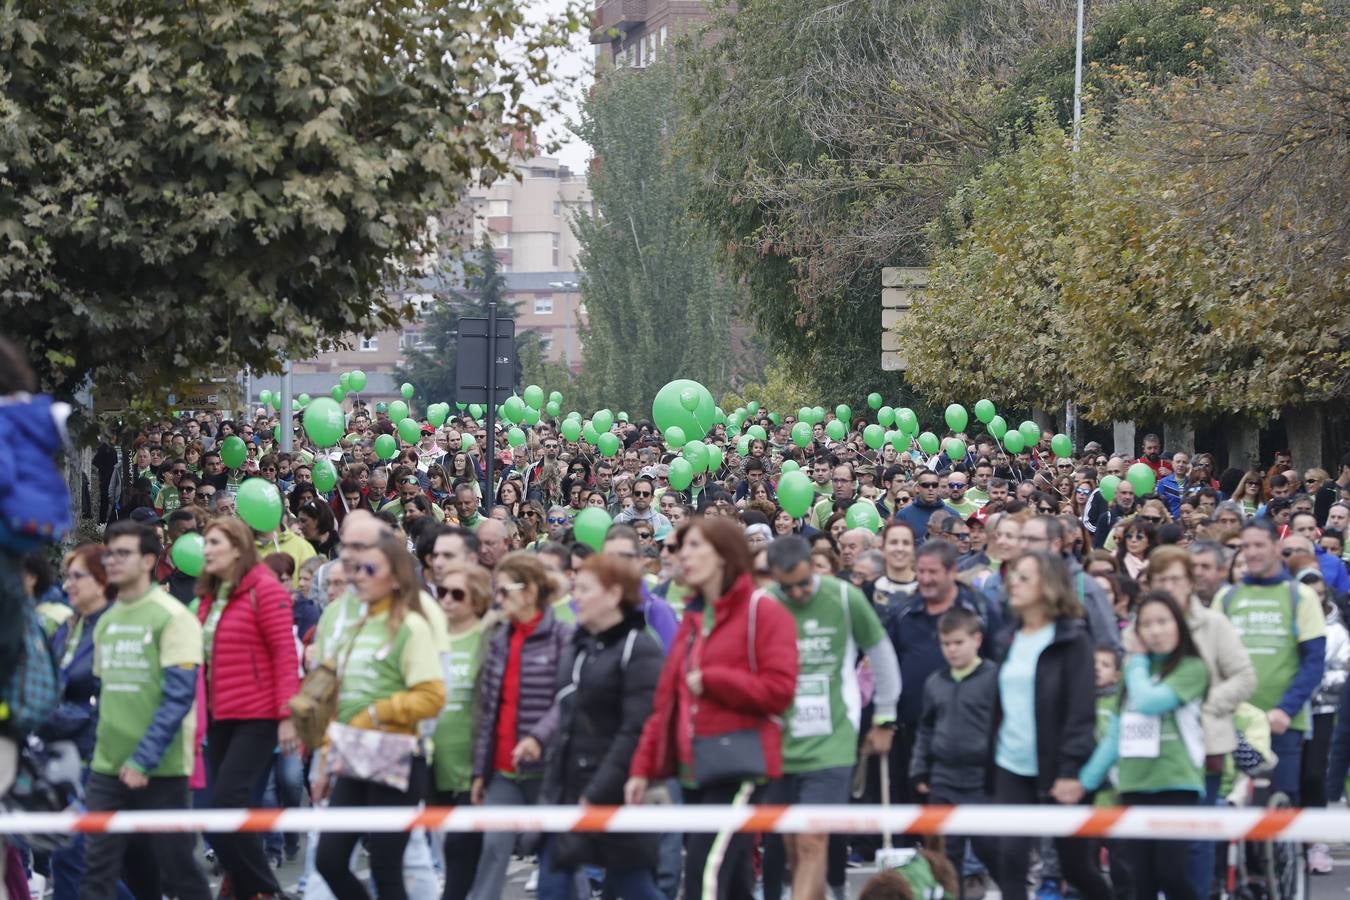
49;768;137;900
656;780;684;900
1270;728;1304;804
538;837;665;900
255;750;305;858
1185;773;1223;899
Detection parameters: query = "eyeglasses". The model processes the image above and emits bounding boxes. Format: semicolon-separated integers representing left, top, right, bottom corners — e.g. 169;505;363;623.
1305;479;1320;486
63;570;93;582
1095;458;1107;466
353;563;380;577
633;490;653;498
547;516;568;524
172;468;187;476
1056;462;1073;469
495;582;525;597
950;531;971;541
261;466;277;473
436;585;468;603
523;509;540;518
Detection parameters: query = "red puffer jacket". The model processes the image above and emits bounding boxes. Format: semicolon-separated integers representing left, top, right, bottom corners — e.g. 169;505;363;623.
630;574;798;782
197;563;300;721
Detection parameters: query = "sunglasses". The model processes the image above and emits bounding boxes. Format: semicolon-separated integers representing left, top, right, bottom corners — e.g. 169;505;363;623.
635;532;652;539
948;483;967;490
547;516;568;524
1140;515;1163;524
633;490;653;498
1095;458;1107;466
179;486;196;493
495;582;525;597
917;481;939;489
896;495;911;504
354;563;380;577
1075;487;1091;496
661;543;678;554
436;585;468;603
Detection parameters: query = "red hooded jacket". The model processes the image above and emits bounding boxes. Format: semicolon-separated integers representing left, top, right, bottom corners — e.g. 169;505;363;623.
196;563;300;721
630;574;799;782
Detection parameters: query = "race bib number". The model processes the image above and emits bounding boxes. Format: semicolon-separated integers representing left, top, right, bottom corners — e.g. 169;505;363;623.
1119;711;1161;759
790;673;833;738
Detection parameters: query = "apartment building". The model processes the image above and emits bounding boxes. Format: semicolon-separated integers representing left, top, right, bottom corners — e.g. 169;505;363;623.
590;0;709;69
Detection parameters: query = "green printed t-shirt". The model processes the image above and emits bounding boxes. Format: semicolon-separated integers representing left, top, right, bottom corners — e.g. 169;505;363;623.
433;625;485;792
772;575;887;773
92;586;203;778
1118;655;1208;795
1223;579;1326;730
336;610;441;724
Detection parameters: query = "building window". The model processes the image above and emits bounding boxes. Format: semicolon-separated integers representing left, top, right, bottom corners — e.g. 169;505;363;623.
552;233;561;267
540;334;554;352
488;230;510;249
400;330;425;350
359;336;379;352
486;199;510;217
528;167;557;178
660;25;667;45
553;200;561;217
534;298;554;315
647;33;656;61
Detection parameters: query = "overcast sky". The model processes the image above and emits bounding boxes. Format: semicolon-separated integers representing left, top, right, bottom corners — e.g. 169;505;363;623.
530;0;595;171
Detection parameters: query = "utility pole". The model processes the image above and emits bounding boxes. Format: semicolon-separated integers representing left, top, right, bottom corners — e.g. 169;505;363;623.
484;298;498;498
1066;0;1086;445
279;357;293;452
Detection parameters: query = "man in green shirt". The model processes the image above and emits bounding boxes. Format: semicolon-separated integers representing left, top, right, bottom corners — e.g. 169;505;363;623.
766;536;901;900
1220;519;1326;803
454;482;484;530
84;521;210;900
943;471;979;519
811;463;857;530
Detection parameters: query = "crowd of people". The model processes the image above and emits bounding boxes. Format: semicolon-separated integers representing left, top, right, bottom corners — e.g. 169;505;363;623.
4;361;1350;900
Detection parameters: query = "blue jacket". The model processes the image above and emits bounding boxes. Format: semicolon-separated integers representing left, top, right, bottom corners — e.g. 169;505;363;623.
1315;547;1350;595
895;498;947;546
0;395;72;550
885;583;1002;724
1157;474;1186;518
42;605;112;761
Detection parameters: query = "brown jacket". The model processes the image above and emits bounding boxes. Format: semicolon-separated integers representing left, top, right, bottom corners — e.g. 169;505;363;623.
1188;598;1257;755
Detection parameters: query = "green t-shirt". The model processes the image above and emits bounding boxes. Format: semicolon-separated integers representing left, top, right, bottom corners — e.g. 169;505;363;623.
1093;687;1121;808
1118;655;1208;795
1222;579;1326;731
966;487;990;507
155;485;181;514
313;591;364;662
92;586;203;778
550;595;577;626
945;498;978;519
336;610;442;723
811;496;846;530
771;575;888;773
432;624;485;792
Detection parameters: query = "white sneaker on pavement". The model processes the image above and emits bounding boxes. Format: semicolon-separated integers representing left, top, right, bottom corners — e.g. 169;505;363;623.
1308;842;1333;875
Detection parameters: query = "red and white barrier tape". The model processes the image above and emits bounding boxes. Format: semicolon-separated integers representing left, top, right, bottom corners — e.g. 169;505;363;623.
0;804;1341;841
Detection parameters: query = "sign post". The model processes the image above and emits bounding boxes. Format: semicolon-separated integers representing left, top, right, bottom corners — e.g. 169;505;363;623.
455;306;515;501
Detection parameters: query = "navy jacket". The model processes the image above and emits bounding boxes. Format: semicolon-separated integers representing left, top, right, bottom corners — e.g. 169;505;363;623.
885;583;1002;725
42;605;112;761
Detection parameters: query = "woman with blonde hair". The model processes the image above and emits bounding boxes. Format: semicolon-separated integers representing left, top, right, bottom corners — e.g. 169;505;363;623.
314;532;445;900
989;551;1107;900
467;551;574;900
195;517;301;900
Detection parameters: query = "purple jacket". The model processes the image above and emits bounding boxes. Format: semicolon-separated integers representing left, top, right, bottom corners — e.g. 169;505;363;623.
638;584;678;652
472;608;574;780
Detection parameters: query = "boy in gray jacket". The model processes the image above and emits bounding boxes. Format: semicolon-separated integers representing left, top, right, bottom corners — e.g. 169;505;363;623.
911;607;999;898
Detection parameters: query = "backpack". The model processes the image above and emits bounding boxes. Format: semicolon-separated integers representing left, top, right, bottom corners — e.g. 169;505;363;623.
1;601;60;735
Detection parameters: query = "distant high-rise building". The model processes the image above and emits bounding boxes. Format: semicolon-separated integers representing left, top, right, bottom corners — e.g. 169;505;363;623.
590;0;707;69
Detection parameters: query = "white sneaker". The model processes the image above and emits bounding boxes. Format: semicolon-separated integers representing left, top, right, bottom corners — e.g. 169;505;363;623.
1308;842;1333;874
525;868;539;892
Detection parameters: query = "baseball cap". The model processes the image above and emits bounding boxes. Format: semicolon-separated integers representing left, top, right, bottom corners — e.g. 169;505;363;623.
129;507;161;525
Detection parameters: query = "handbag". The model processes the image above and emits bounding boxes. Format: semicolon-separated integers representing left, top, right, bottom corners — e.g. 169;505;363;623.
691;590;769;785
1;601;59;734
288;612;367;749
325;721;419;792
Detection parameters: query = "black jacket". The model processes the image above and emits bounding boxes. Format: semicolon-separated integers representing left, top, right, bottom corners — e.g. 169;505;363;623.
910;659;1000;792
990;617;1097;795
541;611;664;869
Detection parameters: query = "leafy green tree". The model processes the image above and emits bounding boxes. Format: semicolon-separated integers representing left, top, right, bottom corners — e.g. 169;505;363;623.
0;0;578;398
571;61;744;418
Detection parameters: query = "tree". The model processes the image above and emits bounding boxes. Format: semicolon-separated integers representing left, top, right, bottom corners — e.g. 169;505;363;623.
570;61;746;418
0;0;579;399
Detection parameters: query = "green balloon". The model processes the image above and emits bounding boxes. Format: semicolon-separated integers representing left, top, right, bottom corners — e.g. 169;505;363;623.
877;406;895;427
303;398;345;448
945;437;967;460
768;412;781;426
467;403;482;420
668;458;695;491
896;408;919;435
889;430;909;452
259;389;273;408
945;404;969;434
798;407;814;425
296;393;311;408
1100;474;1121;504
397;418;422;444
1051;433;1073;458
596;432;620;457
652;379;716;440
339;373;352;393
220;435;247;469
582;421;599;445
561;419;582;442
401;383;415;400
917;431;940;455
375;434;397;460
523;385;544;409
780;460;800;474
1003;431;1026;454
974;399;996;424
846;500;881;533
1019;420;1041;447
508;426;527;448
345;432;360;445
863;424;886;450
545;401;561;418
170;532;205;577
988;415;1008;440
747;425;767;442
791;422;812;448
680;389;700;412
387;400;408;423
330;385;344;402
812;406;826;424
1126;462;1157;497
825;419;846;442
501;396;523;424
835;404;852;424
237;478;283;533
273;425;281;442
349;370;367;392
522;407;540;427
312;459;338;493
683;439;709;473
867;392;883;410
665;426;687;449
573;507;613;551
461;433;476;451
706;445;724;472
714;407;728;426
592;409;614;434
737;435;752;456
777;471;815;519
428;404;449;428
727;413;742;433
746;401;760;415
375;402;388;414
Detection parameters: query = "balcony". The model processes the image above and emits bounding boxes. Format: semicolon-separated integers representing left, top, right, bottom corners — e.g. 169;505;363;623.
590;0;647;42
